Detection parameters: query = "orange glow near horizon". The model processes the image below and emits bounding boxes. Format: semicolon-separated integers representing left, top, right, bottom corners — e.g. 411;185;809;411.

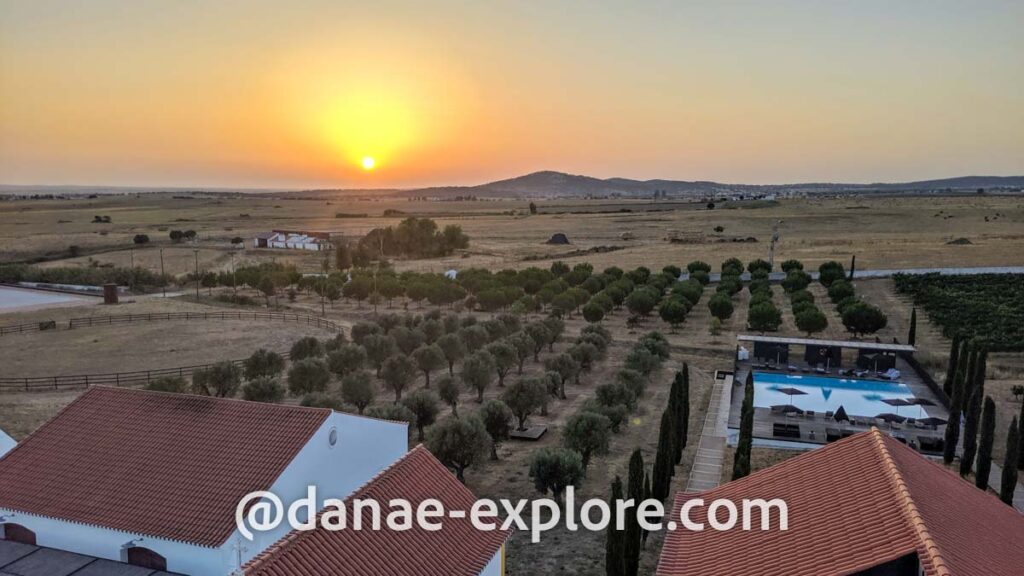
0;2;1022;188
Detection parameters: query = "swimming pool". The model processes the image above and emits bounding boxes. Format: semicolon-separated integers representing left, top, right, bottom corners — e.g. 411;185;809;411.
752;372;918;418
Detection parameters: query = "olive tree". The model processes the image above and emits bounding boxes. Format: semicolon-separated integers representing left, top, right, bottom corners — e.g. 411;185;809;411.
563;411;612;469
241;377;285;403
412;344;446;387
529;447;585;501
340;370;375;414
286;358;330;396
290;336;325;361
479;399;514;460
502;377;548;430
426;415;491;483
486;340;517;387
243;349;285;380
327;344;366;378
436;374;462;417
381;353;417;402
461;350;496;403
363;333;397;377
192;361;242;398
437;333;466;376
402;389;440;441
545;353;580;399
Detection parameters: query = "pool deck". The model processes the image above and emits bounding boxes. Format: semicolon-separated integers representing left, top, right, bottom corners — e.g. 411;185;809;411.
729;357;948;453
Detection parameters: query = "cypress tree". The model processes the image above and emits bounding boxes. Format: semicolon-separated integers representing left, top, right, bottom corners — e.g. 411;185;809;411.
605;476;625;576
975;396;996;491
907;307;917;346
642;471;652;548
848;255;856;280
1019;394;1024;471
623;449;644;576
732;372;754;480
943;384;963;465
957;346;976;417
959;388;982;477
1001;417;1020;506
943;335;962;397
672;364;690;465
651;409;675;502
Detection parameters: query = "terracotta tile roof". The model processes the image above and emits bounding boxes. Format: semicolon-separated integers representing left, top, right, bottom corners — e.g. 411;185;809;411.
0;387;330;547
657;429;1024;576
243;445;511;576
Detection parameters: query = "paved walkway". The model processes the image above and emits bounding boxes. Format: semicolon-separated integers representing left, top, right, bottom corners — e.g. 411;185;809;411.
685;371;735;493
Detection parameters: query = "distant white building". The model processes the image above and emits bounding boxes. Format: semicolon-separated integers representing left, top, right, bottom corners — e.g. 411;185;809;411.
0;387;407;576
0;429;15;458
253;230;331;251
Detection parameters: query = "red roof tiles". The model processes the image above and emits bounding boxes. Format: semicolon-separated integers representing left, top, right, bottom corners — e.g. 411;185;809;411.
657;429;1024;576
243;445;511;576
0;387;330;547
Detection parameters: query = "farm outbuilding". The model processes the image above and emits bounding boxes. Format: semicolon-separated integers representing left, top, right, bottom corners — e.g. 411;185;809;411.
253;230;332;251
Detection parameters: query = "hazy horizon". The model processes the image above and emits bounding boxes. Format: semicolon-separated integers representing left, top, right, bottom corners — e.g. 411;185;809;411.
2;1;1022;189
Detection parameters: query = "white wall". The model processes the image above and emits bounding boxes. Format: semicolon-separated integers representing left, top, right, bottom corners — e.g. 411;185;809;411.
2;412;408;576
0;429;15;458
229;411;408;571
479;547;504;576
0;511;230;576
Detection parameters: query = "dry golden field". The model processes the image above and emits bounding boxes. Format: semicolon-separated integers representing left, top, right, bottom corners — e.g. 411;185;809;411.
2;193;1023;276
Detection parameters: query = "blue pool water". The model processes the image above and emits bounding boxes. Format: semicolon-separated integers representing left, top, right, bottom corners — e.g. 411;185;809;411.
752;372;918;418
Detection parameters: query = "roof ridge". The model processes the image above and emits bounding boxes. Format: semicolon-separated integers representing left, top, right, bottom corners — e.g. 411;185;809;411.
868;427;951;576
242;445;427;573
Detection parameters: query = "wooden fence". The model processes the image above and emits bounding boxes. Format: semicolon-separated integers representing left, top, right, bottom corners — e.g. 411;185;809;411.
0;352;295;392
0;320;58;336
66;311;340;331
1;311;336;391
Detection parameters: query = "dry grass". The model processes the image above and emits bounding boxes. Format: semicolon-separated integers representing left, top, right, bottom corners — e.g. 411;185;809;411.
3;194;1024;276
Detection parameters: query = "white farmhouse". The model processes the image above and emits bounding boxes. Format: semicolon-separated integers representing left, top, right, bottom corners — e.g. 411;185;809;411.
0;387;407;575
253;230;331;251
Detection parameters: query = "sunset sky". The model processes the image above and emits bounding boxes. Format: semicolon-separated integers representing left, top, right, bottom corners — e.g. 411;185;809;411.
1;0;1022;189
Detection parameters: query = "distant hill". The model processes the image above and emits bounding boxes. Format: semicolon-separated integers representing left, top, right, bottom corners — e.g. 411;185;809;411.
4;173;1022;199
394;171;1024;199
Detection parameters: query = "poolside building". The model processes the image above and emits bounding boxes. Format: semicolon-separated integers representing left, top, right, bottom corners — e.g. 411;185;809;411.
657;428;1024;576
731;335;948;452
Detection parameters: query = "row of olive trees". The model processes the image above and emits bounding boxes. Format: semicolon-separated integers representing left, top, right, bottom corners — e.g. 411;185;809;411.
527;331;672;505
820;261;888;337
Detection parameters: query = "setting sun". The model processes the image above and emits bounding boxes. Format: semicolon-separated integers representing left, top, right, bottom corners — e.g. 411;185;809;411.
361;156;376;170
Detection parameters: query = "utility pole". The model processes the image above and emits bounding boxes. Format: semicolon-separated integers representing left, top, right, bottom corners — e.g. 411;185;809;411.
159;249;166;298
320;254;328;316
769;220;783;269
193;249;200;301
